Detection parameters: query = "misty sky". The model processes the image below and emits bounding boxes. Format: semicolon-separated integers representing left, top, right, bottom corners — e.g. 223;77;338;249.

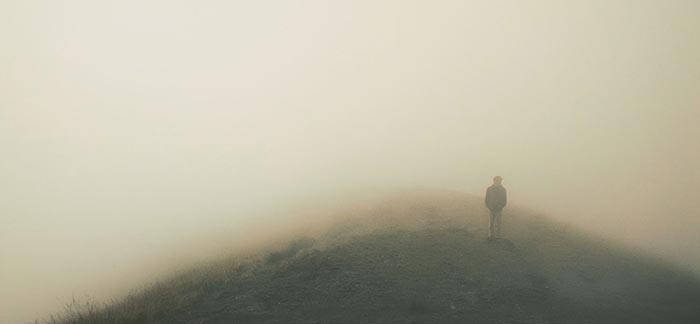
2;1;699;323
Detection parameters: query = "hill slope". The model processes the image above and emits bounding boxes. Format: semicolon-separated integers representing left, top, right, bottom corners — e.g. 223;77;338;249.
49;191;700;324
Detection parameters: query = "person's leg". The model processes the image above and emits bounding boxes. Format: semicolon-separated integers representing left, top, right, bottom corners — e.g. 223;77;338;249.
495;210;502;238
489;211;496;238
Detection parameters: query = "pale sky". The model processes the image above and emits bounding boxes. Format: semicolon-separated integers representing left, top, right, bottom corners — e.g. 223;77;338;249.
1;1;699;323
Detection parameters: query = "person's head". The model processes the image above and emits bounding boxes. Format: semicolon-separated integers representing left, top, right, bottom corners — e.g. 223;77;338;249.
493;176;503;185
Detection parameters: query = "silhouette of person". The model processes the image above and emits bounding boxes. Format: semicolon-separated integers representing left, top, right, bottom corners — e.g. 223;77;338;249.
485;176;507;239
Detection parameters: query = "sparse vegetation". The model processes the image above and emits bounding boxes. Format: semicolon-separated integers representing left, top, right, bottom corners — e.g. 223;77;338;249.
37;192;700;324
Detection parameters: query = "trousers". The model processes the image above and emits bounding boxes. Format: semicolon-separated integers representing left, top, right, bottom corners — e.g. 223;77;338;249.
489;209;502;238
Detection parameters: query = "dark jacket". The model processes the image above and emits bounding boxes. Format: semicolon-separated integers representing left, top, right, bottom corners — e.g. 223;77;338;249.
485;184;507;211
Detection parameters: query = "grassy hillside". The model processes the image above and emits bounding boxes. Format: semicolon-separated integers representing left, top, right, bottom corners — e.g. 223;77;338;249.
43;191;700;324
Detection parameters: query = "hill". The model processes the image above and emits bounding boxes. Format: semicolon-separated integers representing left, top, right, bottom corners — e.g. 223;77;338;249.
46;191;700;324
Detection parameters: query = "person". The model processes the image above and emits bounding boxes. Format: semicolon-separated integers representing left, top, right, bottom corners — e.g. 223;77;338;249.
485;176;507;239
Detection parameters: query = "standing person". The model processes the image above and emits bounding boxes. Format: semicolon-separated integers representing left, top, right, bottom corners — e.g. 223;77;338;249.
485;176;507;239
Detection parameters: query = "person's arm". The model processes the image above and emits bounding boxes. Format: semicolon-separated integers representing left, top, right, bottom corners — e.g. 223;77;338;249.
484;187;492;208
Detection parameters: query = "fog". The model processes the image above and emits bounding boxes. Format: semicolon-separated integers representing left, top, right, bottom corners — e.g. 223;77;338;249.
1;1;699;322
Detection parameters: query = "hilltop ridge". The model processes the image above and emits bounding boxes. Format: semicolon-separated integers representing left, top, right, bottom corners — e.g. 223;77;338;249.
47;191;700;324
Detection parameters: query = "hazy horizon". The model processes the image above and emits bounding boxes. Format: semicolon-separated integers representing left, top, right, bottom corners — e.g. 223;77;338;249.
2;1;699;323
